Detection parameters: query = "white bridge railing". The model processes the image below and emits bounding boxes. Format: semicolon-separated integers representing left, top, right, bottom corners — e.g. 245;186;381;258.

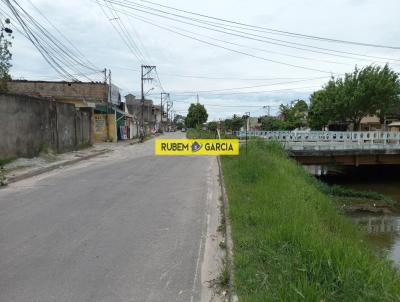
234;131;400;151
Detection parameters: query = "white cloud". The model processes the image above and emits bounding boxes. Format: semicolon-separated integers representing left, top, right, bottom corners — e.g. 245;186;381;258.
6;0;400;120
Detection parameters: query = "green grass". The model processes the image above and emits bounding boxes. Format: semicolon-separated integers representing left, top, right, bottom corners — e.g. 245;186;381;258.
314;180;396;206
186;129;236;139
221;139;400;301
0;158;16;166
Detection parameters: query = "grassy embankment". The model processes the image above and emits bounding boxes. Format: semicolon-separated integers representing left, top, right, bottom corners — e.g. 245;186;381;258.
221;139;400;301
186;128;236;139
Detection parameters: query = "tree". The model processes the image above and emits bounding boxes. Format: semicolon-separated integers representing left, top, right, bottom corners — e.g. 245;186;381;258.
224;114;243;132
260;116;286;131
173;114;186;129
308;65;400;130
308;79;343;130
207;121;218;132
185;103;208;128
0;18;13;92
276;99;309;130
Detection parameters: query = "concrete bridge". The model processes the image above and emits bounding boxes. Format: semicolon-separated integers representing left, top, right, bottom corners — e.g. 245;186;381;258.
235;130;400;166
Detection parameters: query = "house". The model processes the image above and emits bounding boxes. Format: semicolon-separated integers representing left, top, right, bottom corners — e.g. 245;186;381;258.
7;80;131;143
360;115;382;131
388;122;400;132
125;94;161;135
246;117;262;131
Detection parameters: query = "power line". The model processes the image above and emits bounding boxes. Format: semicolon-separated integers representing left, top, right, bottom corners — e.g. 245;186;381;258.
173;99;280;108
104;0;400;63
164;76;329;94
25;0;99;71
96;5;339;75
5;1;75;80
97;0;147;64
109;65;325;81
139;0;400;50
94;0;170;102
158;85;321;97
2;0;103;81
103;7;356;67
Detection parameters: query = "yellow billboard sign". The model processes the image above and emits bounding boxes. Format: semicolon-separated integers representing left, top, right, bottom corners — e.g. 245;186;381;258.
155;139;239;156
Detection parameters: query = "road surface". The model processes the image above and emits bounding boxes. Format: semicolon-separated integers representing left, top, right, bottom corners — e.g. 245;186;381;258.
0;133;221;302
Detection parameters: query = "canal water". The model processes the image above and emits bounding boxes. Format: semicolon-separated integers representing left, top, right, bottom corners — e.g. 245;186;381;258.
321;165;400;266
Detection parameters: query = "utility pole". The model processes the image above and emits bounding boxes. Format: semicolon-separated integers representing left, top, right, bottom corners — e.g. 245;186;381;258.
171;110;175;128
103;68;110;142
166;101;169;131
245;112;250;155
161;92;169;131
263;105;271;117
140;65;156;141
196;94;200;127
166;100;173;131
108;69;114;142
108;70;112;102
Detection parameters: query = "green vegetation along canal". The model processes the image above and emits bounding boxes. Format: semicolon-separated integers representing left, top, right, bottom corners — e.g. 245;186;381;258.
321;165;400;266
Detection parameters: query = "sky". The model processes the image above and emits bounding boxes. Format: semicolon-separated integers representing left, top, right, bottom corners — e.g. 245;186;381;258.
3;0;400;120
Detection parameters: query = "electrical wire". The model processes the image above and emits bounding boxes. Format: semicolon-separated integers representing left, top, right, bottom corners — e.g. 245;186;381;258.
95;4;339;74
25;0;99;71
139;0;400;50
104;7;355;67
165;76;330;94
173;99;279;108
109;65;330;81
97;0;147;65
104;0;400;63
2;0;103;81
148;85;320;97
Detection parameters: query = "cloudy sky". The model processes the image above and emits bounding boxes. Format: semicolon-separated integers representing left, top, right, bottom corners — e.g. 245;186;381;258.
3;0;400;120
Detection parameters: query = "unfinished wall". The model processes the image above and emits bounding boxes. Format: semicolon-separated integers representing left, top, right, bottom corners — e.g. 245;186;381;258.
7;81;107;102
0;94;92;160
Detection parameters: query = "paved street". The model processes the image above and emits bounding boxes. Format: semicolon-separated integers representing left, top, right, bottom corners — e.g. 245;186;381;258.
0;133;219;302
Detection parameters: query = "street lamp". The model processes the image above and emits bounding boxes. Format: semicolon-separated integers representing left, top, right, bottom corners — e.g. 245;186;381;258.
145;87;154;96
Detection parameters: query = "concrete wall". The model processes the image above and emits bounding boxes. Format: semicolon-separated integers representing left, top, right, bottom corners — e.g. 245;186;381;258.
0;94;92;160
7;80;107;102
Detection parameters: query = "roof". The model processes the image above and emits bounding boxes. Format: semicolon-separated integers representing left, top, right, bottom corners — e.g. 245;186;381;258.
113;107;134;118
388;121;400;127
360;115;380;124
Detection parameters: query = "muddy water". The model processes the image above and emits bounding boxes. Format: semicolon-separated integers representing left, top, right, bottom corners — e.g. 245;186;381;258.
321;165;400;266
351;214;400;266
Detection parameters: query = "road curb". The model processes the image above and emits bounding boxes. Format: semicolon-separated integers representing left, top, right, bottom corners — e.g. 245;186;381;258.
5;150;111;185
217;156;238;302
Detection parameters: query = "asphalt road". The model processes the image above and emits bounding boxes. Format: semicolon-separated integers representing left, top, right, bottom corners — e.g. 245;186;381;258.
0;133;216;302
